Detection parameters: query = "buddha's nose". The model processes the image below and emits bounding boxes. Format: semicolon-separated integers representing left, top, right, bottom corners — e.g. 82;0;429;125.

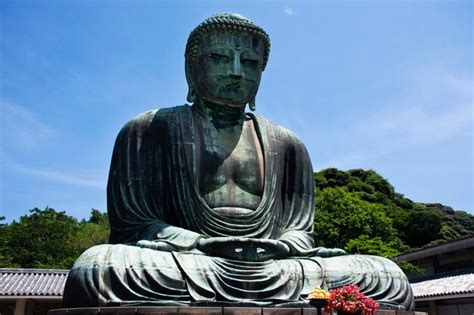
230;55;243;78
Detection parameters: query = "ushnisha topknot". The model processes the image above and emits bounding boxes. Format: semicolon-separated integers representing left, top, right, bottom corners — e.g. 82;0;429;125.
185;13;271;70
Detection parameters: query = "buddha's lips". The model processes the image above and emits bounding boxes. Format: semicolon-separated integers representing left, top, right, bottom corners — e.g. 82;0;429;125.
198;76;257;91
219;78;256;92
222;81;241;91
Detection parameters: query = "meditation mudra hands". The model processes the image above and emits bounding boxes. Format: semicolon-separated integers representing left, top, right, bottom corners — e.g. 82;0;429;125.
197;237;291;261
137;236;346;261
137;237;290;261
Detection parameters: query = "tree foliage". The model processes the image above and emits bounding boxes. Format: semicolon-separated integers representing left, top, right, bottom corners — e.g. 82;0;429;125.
315;168;473;249
0;207;109;269
404;207;443;248
71;210;110;252
344;235;401;258
314;187;398;249
314;168;474;274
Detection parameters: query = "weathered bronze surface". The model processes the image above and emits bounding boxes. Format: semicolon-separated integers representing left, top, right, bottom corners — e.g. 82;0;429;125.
49;307;427;315
63;13;414;310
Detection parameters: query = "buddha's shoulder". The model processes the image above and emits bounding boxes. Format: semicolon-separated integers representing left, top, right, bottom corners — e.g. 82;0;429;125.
253;114;305;147
119;105;190;136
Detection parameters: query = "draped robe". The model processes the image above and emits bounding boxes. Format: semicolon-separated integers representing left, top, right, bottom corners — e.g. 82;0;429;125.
63;105;414;310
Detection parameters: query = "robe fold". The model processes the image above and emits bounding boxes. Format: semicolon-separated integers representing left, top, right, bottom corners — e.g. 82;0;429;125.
63;105;414;310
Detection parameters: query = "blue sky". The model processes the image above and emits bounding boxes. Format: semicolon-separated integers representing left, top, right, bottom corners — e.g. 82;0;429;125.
1;0;472;222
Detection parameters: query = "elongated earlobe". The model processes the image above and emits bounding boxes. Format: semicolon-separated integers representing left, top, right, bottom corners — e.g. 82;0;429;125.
187;88;196;103
249;98;256;111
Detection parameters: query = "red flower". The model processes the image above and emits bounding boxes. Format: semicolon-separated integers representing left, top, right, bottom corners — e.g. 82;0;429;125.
323;284;380;315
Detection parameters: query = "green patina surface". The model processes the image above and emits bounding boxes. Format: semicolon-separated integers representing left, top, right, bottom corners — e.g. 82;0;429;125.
63;13;414;310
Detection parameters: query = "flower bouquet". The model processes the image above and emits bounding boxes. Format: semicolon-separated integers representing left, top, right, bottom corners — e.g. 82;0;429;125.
324;284;379;315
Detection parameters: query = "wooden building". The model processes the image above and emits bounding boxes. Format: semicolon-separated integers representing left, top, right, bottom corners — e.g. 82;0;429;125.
394;236;474;315
0;269;67;315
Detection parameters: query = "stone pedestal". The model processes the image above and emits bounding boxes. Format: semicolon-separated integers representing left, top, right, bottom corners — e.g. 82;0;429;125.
48;307;428;315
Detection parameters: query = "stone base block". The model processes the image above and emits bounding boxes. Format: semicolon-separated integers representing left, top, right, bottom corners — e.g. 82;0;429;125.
49;307;428;315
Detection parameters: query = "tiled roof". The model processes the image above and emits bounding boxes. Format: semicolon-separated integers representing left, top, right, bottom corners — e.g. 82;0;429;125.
411;273;474;299
0;268;69;297
394;236;474;262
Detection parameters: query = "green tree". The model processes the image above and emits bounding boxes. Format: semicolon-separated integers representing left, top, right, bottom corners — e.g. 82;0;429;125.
0;216;17;267
314;187;399;249
317;168;350;189
314;168;473;251
0;208;110;269
365;171;395;199
3;208;79;268
72;210;110;253
404;207;443;248
344;235;401;257
88;208;109;225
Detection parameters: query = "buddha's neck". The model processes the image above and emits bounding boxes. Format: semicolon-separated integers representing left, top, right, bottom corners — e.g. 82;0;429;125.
194;98;246;129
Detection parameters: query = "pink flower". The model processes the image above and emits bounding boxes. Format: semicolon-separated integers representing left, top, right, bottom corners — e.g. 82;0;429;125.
323;284;380;314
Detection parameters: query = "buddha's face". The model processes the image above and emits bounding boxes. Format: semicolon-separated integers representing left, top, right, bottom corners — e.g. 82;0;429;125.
189;31;265;107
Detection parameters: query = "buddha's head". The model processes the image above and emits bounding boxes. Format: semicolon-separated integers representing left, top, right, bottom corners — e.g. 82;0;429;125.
185;13;270;111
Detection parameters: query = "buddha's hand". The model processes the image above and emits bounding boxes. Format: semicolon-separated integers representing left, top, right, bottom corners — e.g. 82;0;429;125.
136;240;177;252
197;237;290;262
312;246;347;257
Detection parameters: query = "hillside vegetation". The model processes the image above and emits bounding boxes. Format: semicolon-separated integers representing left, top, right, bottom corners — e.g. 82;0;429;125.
1;168;472;272
0;208;109;269
314;168;474;261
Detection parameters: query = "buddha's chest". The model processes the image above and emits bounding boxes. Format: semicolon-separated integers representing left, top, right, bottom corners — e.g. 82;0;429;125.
195;118;264;209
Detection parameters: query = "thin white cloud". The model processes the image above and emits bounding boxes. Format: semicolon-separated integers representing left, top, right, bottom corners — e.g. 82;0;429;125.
3;159;105;189
284;6;294;16
0;100;57;151
355;103;472;148
320;69;473;169
0;101;106;189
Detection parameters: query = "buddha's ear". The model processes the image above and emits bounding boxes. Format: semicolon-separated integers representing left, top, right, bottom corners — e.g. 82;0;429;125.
187;88;196;103
249;98;256;111
185;62;196;103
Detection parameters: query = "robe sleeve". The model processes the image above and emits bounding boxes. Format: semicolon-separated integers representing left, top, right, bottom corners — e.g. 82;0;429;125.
107;109;202;249
276;132;346;257
276;132;318;256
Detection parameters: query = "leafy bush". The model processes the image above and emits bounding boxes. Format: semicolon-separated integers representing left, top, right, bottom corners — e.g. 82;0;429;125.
314;167;473;271
314;187;398;249
0;207;109;269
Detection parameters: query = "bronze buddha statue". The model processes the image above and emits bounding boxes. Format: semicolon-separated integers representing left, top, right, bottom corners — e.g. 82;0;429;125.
63;13;413;310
